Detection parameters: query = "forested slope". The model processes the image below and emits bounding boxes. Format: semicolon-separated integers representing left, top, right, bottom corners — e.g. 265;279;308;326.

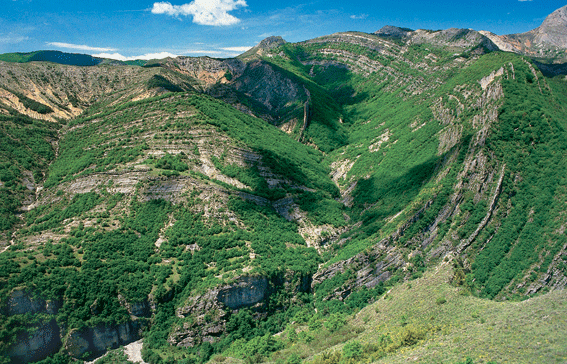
1;25;567;364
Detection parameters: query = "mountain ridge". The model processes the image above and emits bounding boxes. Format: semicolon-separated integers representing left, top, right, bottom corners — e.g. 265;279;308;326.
1;5;567;364
3;5;567;67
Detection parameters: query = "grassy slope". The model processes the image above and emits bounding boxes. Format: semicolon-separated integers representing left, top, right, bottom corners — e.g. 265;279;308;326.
358;264;567;364
233;262;567;364
0;114;58;237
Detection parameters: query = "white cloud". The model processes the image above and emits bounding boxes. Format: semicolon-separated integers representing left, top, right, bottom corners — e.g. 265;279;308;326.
92;52;179;61
151;0;247;26
221;46;251;52
350;14;368;20
0;34;29;44
47;42;117;52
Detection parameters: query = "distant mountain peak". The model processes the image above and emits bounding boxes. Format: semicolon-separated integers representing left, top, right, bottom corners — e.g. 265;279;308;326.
256;36;287;50
487;5;567;62
239;36;287;59
529;4;567;49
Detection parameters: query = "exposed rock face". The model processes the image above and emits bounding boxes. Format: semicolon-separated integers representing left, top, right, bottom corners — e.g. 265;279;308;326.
375;26;498;54
128;300;152;318
7;319;62;364
170;274;310;347
478;31;517;53
170;287;228;347
524;5;567;49
118;294;153;318
485;6;567;61
0;62;168;121
3;289;148;363
312;238;400;300
217;276;269;309
300;32;400;78
5;289;61;316
161;56;246;88
170;276;269;347
65;321;144;359
409;28;499;53
4;291;63;363
240;36;287;60
233;60;308;116
253;36;287;52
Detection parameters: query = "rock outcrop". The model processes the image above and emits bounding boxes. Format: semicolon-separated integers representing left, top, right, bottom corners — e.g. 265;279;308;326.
408;28;499;53
508;5;567;51
65;321;144;359
5;289;61;316
483;6;567;62
3;289;149;363
7;319;62;364
233;60;309;117
160;56;246;88
169;274;310;347
4;290;63;363
217;276;269;310
170;275;269;347
241;36;288;59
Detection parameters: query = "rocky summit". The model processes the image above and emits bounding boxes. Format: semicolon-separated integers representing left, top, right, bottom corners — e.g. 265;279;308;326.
1;5;567;364
481;5;567;61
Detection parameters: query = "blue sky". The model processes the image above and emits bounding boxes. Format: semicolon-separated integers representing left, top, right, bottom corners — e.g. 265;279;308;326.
1;0;565;59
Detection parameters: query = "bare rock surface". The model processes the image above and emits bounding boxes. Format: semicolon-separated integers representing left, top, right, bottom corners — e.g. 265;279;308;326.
123;339;148;364
65;321;144;359
171;275;269;347
5;289;61;316
7;319;62;363
486;6;567;61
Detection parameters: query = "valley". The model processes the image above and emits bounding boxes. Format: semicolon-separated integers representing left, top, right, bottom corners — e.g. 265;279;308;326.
1;5;567;364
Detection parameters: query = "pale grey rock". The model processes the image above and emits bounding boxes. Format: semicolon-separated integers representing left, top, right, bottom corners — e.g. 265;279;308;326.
233;60;308;113
7;319;61;364
409;28;499;53
6;289;61;316
528;5;567;49
169;274;310;347
217;276;268;309
65;321;143;359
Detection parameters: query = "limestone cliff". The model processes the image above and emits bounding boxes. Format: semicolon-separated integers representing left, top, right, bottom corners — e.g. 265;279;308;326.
169;274;310;347
7;319;61;364
65;321;144;359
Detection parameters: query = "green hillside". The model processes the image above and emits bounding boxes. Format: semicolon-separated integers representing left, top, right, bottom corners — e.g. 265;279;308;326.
1;27;567;364
249;261;567;364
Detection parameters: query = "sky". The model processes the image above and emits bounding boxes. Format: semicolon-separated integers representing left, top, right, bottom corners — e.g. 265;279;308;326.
0;0;566;60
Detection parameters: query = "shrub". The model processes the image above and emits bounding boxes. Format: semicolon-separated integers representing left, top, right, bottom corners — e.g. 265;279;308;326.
286;353;301;364
342;341;363;359
324;313;346;333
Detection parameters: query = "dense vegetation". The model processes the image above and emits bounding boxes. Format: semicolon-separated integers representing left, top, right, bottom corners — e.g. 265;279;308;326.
0;113;57;234
1;27;567;364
